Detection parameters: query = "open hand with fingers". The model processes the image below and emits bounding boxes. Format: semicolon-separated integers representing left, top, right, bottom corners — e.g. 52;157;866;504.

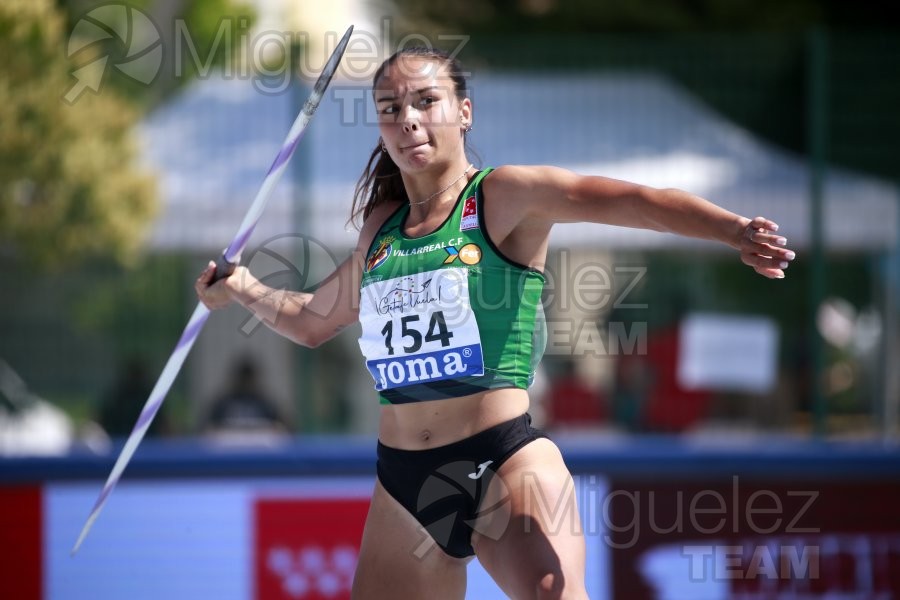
738;216;796;279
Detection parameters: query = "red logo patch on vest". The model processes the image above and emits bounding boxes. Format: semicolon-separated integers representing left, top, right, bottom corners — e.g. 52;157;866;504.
460;196;478;231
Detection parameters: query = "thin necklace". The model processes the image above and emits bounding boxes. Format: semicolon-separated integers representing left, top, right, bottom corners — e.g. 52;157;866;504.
409;164;474;206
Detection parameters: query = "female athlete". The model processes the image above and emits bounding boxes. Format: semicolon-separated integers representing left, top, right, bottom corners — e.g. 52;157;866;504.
196;47;796;599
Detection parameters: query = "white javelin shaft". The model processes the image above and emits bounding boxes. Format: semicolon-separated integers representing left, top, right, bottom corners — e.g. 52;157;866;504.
71;303;209;555
222;24;355;269
71;25;354;556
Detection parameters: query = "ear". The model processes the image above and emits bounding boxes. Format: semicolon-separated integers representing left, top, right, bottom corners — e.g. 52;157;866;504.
458;97;473;129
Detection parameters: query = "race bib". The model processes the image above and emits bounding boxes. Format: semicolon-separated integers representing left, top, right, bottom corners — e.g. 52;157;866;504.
358;267;485;390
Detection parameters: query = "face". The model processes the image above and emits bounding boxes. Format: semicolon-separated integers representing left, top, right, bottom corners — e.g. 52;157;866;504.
374;56;472;172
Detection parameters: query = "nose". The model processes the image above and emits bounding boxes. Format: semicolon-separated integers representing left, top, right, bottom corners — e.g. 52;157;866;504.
400;106;420;133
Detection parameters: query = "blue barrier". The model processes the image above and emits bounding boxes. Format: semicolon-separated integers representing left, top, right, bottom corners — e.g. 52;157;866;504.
3;436;899;483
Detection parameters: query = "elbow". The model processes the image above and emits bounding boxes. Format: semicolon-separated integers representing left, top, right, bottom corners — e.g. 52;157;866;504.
291;330;324;349
286;310;350;349
287;323;325;349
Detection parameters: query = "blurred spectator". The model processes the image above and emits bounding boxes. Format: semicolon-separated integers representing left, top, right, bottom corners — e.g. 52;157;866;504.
644;324;711;431
203;357;289;434
545;359;607;428
0;359;73;455
99;357;169;437
612;353;651;432
615;323;712;433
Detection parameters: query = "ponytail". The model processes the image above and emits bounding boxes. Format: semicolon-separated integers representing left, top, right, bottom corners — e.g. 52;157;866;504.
350;141;408;226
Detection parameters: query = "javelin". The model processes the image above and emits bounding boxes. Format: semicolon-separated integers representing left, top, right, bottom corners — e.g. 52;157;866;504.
71;25;354;556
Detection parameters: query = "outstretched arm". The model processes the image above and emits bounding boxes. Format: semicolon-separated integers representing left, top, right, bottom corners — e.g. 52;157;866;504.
195;255;361;347
487;165;796;279
195;200;402;347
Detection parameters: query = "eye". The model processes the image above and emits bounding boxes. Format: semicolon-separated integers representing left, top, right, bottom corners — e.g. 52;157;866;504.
418;96;438;107
379;104;399;115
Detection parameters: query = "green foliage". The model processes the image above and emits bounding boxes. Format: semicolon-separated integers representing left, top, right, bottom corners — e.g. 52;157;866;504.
390;1;900;182
70;255;191;358
167;0;256;101
0;254;191;428
390;0;894;35
0;0;256;268
59;0;256;108
0;0;157;269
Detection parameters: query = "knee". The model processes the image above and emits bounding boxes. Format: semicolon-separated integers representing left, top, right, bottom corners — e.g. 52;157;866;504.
534;572;587;600
535;572;563;600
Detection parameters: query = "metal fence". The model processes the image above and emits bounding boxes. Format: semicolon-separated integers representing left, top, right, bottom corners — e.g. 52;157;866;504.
1;30;897;441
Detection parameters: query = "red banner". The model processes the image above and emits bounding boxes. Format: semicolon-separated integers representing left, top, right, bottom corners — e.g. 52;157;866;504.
607;479;900;599
0;485;42;600
254;497;370;600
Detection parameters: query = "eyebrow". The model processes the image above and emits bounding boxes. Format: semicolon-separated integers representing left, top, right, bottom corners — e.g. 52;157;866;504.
374;86;442;103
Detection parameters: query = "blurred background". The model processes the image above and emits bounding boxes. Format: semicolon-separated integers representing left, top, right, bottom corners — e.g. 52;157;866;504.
1;1;899;599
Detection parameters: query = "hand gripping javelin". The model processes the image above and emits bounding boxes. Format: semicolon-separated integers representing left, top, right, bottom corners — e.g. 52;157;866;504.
71;25;354;556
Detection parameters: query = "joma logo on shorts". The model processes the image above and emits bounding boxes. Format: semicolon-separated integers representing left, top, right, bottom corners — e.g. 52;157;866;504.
371;345;483;389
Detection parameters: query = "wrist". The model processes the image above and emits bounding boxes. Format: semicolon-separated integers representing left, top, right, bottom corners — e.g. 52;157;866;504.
225;267;258;303
727;216;752;249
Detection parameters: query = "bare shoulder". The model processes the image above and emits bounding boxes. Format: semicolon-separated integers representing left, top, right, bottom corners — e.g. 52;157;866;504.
483;164;578;202
479;165;576;245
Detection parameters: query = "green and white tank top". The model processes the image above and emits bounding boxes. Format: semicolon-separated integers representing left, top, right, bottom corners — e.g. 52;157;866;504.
358;168;547;405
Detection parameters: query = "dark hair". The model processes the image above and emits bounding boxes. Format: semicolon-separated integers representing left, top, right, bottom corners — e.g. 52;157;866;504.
350;47;470;226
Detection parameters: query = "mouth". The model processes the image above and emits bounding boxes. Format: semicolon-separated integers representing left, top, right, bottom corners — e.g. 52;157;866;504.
400;140;429;151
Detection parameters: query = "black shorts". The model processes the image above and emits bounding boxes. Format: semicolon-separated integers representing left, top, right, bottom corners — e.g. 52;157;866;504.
376;413;549;558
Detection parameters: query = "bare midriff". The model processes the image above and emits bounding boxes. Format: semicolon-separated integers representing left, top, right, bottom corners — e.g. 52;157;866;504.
378;388;530;450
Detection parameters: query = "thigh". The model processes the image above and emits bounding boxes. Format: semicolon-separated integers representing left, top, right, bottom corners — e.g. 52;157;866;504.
472;438;588;600
352;480;469;600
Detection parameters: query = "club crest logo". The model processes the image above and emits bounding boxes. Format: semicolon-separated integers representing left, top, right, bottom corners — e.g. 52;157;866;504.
460;196;478;231
366;236;394;272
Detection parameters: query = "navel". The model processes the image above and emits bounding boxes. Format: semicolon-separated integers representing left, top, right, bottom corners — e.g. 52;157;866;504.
419;429;432;443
